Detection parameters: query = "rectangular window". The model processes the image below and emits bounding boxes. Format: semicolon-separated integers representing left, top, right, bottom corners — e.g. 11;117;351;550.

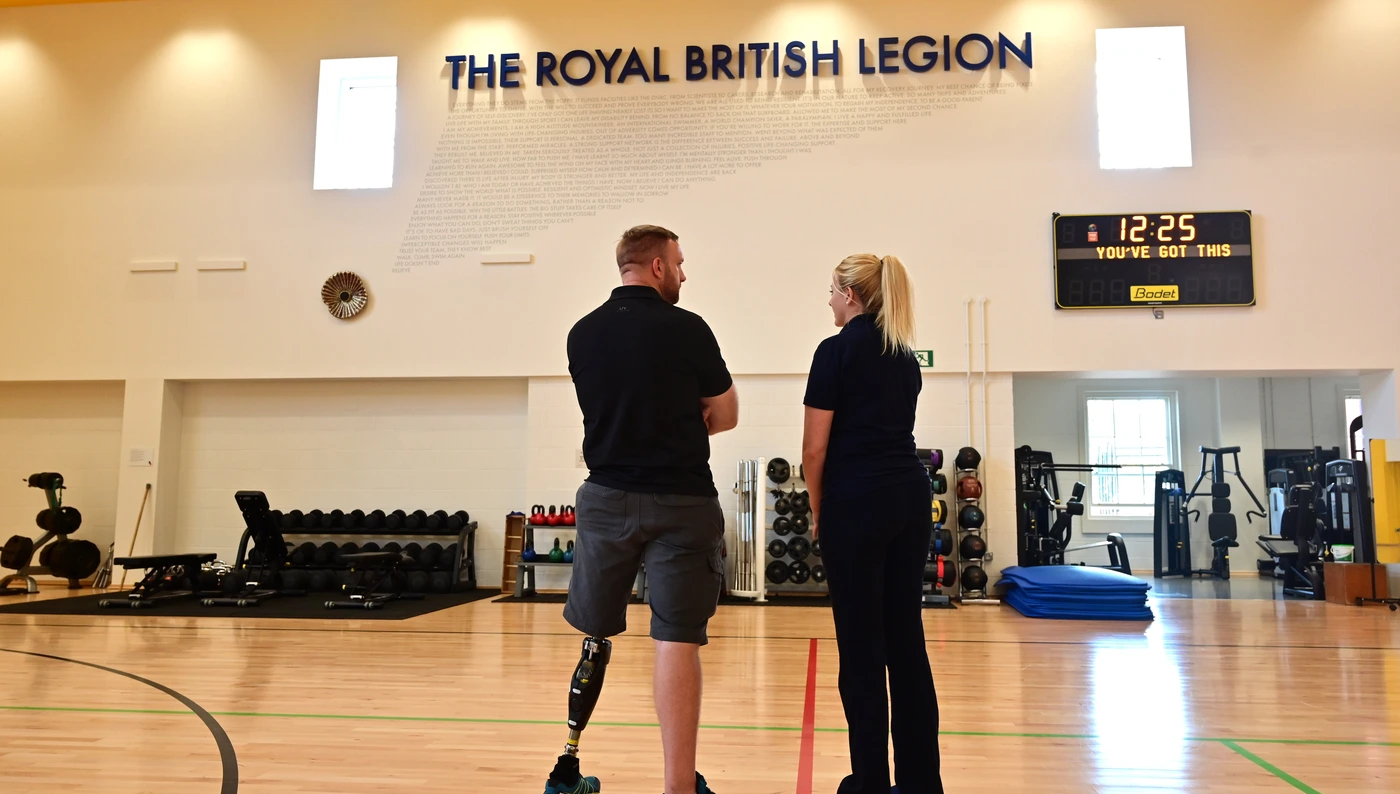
1083;393;1177;517
1095;26;1192;169
313;56;398;190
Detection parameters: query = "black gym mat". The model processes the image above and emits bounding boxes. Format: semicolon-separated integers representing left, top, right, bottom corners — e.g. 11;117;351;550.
0;588;496;619
493;593;644;604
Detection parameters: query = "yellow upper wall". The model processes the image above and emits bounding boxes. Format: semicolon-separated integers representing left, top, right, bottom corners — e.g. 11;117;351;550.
0;0;1398;381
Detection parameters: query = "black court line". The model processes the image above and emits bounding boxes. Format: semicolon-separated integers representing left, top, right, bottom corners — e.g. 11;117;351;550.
1;620;1397;653
0;648;238;794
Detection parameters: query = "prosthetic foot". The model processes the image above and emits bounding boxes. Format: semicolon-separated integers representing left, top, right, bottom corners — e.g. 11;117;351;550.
544;637;612;794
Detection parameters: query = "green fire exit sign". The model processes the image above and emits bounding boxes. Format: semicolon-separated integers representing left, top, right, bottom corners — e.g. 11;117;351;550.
914;350;934;368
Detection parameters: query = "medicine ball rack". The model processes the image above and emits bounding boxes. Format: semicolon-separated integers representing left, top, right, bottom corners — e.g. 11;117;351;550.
235;507;478;593
953;447;997;604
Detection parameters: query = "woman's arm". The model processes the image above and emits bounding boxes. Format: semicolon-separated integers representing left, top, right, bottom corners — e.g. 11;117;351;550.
802;406;834;538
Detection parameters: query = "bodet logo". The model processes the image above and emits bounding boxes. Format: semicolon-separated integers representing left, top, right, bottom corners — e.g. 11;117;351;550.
1130;285;1180;302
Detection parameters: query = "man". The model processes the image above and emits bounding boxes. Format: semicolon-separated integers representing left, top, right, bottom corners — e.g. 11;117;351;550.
545;225;738;794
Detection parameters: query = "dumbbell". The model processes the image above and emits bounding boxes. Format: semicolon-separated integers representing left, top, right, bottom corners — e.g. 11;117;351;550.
788;536;811;562
811;565;827;584
198;568;222;593
766;560;790;584
330;509;346;528
360;542;381;554
426;510;449;531
314;542;338;565
269;509;283;526
403;543;423;564
365;510;386;530
304;510;324;529
221;570;247;595
406;510;428;531
961;564;988;592
340;542;360;560
931;473;948;495
281;570;307;590
382;542;402;557
308;570;334;592
291;542;316;565
430;571;452;593
385;510;406;531
789;561;811;584
959;534;987;559
958;504;985;530
442;543;458;566
282;510;303;529
768;539;788;558
927;448;944;470
924;558;957;587
421;543;442;568
348;509;366;528
447;510;470;531
407;571;431;593
931;499;947;525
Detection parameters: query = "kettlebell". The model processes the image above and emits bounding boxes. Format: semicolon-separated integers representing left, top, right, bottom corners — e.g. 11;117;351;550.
563;540;575;563
563;506;576;526
549;538;564;563
521;541;538;562
546;506;562;526
529;504;546;526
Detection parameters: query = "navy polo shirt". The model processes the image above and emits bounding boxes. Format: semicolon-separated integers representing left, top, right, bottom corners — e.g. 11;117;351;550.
803;313;927;499
568;285;733;496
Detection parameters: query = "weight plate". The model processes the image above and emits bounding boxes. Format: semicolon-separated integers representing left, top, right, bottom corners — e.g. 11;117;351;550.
773;516;792;536
2;535;35;570
792;491;811;515
767;458;791;484
788;536;811;562
773;495;791;516
788;561;811;584
811;538;821;558
811;565;827;584
791;516;809;536
767;539;788;558
766;560;790;584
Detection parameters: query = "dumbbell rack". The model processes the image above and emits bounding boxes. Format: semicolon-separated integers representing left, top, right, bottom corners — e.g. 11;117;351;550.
239;511;478;593
954;452;998;604
761;457;826;596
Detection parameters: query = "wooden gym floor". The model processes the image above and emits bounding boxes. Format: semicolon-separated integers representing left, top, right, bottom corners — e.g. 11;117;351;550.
1;591;1398;793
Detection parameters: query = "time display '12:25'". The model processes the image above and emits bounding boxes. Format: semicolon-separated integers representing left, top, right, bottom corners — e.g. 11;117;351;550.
1119;214;1197;243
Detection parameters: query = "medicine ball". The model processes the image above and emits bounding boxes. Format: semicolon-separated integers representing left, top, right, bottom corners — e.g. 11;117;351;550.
958;504;985;530
959;533;987;559
961;564;988;592
957;476;983;500
955;447;981;471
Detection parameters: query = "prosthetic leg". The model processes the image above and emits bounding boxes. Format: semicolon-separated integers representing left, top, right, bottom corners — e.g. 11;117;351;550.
545;636;613;794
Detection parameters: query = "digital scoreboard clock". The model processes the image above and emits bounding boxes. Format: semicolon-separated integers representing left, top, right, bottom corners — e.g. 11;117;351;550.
1052;211;1255;309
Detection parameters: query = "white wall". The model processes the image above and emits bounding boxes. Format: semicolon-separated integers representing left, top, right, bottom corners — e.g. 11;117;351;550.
0;382;124;575
173;378;528;584
0;0;1397;384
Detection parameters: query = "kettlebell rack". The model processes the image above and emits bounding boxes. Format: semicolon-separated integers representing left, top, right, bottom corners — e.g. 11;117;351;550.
760;456;827;596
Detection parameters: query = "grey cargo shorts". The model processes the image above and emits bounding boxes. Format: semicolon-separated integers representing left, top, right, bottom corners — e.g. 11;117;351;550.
562;481;725;645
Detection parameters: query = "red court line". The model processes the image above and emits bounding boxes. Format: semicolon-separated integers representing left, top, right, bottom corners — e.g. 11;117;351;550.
796;638;818;794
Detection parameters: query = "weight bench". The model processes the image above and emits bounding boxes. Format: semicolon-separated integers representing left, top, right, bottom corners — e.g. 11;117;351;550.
99;553;217;609
323;551;424;610
202;490;303;607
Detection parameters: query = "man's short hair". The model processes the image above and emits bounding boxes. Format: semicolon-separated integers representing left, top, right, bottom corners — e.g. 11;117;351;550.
616;225;679;269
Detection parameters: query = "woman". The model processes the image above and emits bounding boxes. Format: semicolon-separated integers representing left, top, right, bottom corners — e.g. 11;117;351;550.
802;254;943;794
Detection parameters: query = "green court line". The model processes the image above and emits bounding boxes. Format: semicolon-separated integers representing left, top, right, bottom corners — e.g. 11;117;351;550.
1221;740;1322;794
4;704;1398;751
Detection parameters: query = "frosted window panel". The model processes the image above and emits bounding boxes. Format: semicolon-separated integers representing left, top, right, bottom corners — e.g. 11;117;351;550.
314;56;398;190
1085;396;1175;517
1095;27;1192;169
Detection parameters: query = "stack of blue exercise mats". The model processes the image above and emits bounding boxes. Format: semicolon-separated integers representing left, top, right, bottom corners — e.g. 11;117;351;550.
998;565;1154;621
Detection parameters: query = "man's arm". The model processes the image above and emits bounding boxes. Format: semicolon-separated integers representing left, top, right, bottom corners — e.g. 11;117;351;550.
701;384;739;435
802;406;834;537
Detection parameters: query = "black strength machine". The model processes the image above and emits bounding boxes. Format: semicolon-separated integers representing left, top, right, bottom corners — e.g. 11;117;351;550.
1052;211;1255;309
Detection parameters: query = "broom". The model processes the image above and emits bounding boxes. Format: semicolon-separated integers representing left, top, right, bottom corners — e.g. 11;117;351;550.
111;483;152;589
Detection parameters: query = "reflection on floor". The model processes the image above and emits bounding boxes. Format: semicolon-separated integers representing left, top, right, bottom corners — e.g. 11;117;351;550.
1149;574;1289;600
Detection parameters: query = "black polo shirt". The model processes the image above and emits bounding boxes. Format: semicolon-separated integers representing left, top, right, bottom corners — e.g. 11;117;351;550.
803;313;927;499
568;285;733;496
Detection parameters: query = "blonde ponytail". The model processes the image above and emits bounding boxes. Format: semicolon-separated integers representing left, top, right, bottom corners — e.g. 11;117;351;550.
833;253;917;354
